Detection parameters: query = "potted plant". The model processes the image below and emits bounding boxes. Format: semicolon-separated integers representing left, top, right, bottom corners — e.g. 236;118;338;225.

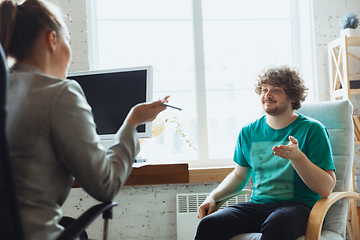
337;12;359;37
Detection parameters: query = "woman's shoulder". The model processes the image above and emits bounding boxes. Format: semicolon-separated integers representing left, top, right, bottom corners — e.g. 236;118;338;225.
10;66;84;106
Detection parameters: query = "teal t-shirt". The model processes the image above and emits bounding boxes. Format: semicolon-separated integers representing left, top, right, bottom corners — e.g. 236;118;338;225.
233;114;335;207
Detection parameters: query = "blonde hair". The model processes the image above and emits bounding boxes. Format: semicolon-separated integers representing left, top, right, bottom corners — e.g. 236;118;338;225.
0;0;64;61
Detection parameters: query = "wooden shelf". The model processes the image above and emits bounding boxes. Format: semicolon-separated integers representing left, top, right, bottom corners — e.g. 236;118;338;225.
347;37;360;46
328;36;360;48
125;163;189;186
189;166;234;183
328;35;360;101
72;164;235;188
329;35;360;239
351;89;360;95
72;163;189;188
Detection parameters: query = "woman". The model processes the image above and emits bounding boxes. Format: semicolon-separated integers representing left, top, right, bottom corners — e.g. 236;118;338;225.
0;0;168;239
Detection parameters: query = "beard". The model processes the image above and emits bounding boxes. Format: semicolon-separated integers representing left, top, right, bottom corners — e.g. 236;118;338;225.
262;101;291;116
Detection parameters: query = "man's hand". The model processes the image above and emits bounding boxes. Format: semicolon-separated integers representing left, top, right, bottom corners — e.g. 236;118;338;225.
197;197;216;219
273;135;336;197
272;135;301;160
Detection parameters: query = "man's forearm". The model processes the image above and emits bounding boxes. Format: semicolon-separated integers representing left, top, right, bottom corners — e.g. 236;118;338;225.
209;166;251;202
290;151;336;197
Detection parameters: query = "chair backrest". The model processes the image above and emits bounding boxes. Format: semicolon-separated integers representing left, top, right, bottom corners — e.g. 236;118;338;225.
0;44;25;239
296;99;354;238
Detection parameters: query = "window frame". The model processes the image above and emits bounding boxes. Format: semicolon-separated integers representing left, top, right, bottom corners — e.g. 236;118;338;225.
86;0;314;169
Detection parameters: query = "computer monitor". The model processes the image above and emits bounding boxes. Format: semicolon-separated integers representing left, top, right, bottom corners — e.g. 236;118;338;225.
67;66;153;140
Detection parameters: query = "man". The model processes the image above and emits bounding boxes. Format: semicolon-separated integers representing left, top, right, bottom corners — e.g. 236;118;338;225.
195;66;336;240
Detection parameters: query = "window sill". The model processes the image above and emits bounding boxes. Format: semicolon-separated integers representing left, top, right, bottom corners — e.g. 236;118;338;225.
72;163;234;188
188;166;234;183
125;162;189;186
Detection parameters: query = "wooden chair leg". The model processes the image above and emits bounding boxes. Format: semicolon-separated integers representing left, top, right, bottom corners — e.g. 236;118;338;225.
347;216;354;240
347;162;360;240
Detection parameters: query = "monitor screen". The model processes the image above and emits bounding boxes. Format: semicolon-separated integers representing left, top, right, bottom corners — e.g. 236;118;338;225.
67;66;153;139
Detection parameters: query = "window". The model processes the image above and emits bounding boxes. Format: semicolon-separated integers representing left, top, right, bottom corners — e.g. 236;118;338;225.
88;0;312;168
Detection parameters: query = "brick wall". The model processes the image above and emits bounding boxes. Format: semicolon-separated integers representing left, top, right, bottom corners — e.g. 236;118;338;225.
57;0;89;72
63;183;220;239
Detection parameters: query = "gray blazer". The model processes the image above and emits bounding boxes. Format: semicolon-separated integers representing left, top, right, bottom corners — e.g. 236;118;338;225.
6;63;140;240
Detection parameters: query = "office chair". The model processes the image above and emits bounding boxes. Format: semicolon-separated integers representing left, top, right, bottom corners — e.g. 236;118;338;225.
0;43;117;240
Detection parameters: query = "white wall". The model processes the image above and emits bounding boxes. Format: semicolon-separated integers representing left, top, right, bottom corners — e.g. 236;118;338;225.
311;0;360;101
58;0;360;239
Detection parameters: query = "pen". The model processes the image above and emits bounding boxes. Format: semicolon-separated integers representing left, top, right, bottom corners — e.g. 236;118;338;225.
162;103;182;111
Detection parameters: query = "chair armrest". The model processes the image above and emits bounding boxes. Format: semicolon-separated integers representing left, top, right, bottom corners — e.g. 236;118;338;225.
305;191;360;240
57;202;118;240
215;189;253;212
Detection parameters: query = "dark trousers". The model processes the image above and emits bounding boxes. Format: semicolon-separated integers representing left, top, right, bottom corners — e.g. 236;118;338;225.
195;202;312;240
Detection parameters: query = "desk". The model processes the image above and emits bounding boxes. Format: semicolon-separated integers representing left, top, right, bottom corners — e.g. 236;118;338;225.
72;162;189;188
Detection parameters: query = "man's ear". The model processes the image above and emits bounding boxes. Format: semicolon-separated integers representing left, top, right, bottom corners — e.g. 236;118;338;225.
47;31;57;53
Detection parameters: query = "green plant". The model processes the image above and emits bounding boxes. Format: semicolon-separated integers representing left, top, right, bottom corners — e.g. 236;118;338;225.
165;116;197;150
337;13;359;29
151;116;197;150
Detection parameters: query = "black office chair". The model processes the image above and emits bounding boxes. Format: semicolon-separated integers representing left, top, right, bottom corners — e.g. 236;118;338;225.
0;43;117;240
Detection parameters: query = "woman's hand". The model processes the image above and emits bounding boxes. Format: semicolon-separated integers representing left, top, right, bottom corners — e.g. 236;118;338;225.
125;96;169;127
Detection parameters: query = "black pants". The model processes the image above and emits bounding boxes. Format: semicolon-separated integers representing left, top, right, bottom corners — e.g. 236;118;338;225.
195;202;312;240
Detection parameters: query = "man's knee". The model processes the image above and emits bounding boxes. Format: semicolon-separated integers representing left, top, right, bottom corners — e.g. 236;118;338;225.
196;214;218;233
195;215;221;240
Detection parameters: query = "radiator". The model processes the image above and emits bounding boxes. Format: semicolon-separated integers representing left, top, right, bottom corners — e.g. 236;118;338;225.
176;193;251;240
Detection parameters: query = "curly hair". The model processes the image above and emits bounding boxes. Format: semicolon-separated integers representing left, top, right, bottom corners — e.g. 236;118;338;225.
255;65;308;110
